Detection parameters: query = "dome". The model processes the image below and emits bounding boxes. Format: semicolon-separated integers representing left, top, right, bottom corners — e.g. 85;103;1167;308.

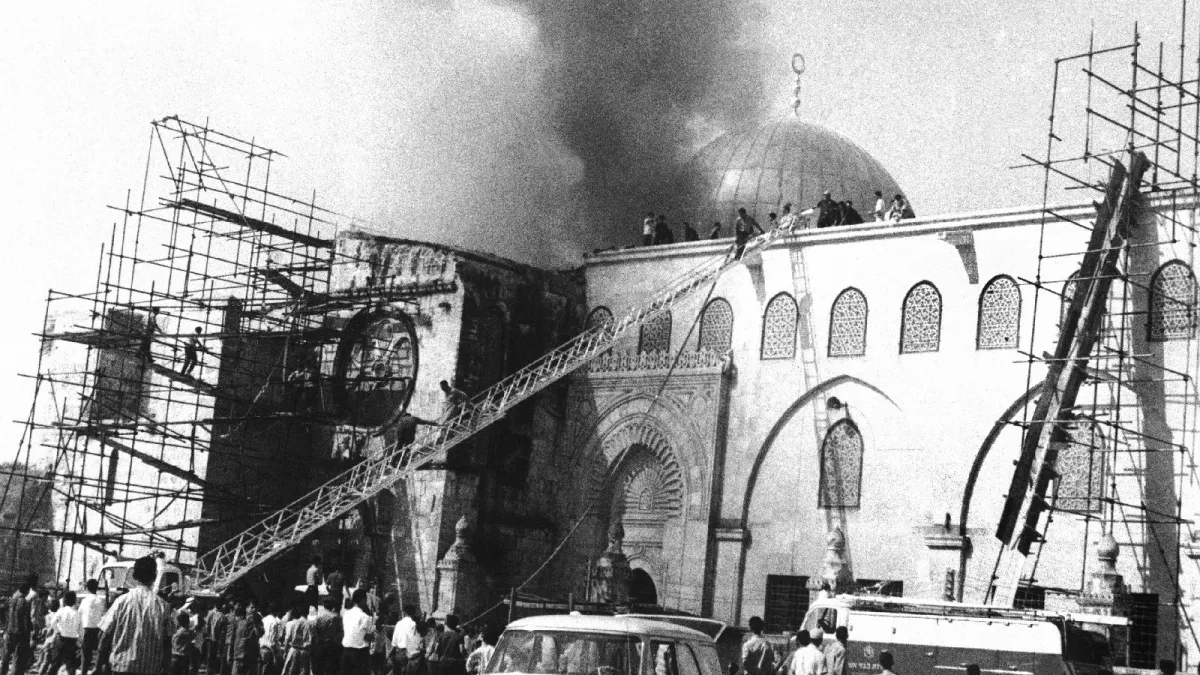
684;117;906;225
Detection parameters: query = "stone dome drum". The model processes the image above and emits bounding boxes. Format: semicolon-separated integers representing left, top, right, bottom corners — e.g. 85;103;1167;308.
684;117;906;226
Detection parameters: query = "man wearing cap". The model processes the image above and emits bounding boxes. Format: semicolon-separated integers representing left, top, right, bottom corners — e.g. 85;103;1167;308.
791;629;826;675
821;627;847;675
815;192;838;229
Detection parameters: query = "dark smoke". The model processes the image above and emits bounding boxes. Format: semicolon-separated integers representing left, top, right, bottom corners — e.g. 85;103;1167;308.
367;1;782;268
521;0;781;259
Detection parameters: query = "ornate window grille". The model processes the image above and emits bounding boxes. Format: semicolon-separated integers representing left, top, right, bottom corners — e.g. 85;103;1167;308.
899;282;942;354
586;306;614;332
818;419;864;508
1149;260;1197;341
639;311;672;354
977;275;1021;350
698;298;734;352
1055;424;1105;514
828;288;868;357
761;293;798;360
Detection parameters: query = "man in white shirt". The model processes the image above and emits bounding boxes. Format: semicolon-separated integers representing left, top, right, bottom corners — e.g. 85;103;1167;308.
790;630;826;675
390;604;421;675
78;579;107;675
778;204;800;233
43;591;83;675
465;627;498;675
873;191;886;222
340;590;374;675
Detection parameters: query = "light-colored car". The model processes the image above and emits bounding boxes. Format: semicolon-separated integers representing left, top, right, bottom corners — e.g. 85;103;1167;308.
487;615;724;675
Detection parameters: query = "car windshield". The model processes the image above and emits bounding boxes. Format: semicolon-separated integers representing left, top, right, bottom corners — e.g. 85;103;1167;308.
487;631;642;675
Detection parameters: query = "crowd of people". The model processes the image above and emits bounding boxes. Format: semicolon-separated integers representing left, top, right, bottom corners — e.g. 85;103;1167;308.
1;557;500;675
640;189;917;249
739;616;881;675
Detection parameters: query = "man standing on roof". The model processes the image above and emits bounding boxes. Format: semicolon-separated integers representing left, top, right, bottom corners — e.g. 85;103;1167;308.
142;308;161;363
873;191;886;222
778;204;800;232
733;209;765;261
815;192;838;229
642;213;655;246
741;617;774;675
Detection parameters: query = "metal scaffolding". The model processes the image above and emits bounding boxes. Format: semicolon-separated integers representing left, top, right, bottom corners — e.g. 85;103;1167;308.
995;7;1200;667
1;117;412;585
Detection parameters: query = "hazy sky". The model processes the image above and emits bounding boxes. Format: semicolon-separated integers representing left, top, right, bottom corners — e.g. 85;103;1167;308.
0;0;1190;458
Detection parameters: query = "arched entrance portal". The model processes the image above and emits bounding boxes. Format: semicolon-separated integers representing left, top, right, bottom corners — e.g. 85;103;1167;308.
630;568;658;606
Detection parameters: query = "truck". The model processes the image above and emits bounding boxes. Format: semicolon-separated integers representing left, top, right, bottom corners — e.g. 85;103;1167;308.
802;595;1125;675
97;558;191;598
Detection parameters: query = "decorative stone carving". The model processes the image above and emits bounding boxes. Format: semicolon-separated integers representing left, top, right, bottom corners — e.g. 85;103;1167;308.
1078;531;1128;616
809;525;855;602
590;520;632;604
583;348;727;374
434;516;485;619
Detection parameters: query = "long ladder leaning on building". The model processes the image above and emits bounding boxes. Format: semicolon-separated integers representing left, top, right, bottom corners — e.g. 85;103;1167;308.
985;150;1150;607
191;229;787;592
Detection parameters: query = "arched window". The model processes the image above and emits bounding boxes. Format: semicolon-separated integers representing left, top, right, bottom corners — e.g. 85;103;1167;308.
1149;260;1197;341
1055;424;1105;514
977;275;1021;350
586;306;614;332
639;311;672;354
1061;269;1080;329
698;298;734;351
828;288;868;357
819;419;864;508
899;282;942;353
761;293;798;360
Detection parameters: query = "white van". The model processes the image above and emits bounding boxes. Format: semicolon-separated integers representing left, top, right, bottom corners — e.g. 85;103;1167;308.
98;559;188;597
802;596;1124;675
487;615;724;675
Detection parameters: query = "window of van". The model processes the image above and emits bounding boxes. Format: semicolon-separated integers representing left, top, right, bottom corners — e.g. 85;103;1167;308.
487;631;640;675
650;642;681;675
802;608;840;633
1063;624;1111;665
689;643;722;675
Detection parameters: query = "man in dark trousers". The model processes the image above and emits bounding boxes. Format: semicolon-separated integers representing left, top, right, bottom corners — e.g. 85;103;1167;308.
840;201;864;225
141;308;161;362
2;577;34;675
733;208;764;260
815;191;839;228
180;327;209;377
682;222;699;242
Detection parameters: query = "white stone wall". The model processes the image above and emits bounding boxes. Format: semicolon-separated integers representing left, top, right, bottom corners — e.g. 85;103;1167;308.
581;202;1199;661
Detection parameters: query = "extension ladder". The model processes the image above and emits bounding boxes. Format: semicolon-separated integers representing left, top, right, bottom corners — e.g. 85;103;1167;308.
192;229;785;591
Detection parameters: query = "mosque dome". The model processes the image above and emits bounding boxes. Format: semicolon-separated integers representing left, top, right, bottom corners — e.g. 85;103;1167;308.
683;116;906;226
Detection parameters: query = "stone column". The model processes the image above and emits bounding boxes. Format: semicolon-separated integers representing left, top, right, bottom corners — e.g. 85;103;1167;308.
809;525;854;604
1076;532;1129;665
433;516;484;620
590;521;632;605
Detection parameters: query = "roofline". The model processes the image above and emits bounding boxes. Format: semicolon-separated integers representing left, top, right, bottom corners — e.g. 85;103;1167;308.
338;228;579;278
583;192;1196;267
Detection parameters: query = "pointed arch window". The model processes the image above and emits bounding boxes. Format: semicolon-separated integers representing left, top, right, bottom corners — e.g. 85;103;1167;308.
639;311;672;354
899;282;942;353
818;419;864;508
761;293;798;360
977;275;1021;350
586;306;614;332
1149;260;1197;341
698;298;734;351
828;288;868;357
1055;424;1106;514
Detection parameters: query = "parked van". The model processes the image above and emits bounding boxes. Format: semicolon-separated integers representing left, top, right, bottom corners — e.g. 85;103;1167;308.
802;596;1125;675
487;615;723;675
98;559;189;597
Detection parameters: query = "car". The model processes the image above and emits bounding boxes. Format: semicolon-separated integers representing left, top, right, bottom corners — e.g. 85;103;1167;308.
487;614;724;675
